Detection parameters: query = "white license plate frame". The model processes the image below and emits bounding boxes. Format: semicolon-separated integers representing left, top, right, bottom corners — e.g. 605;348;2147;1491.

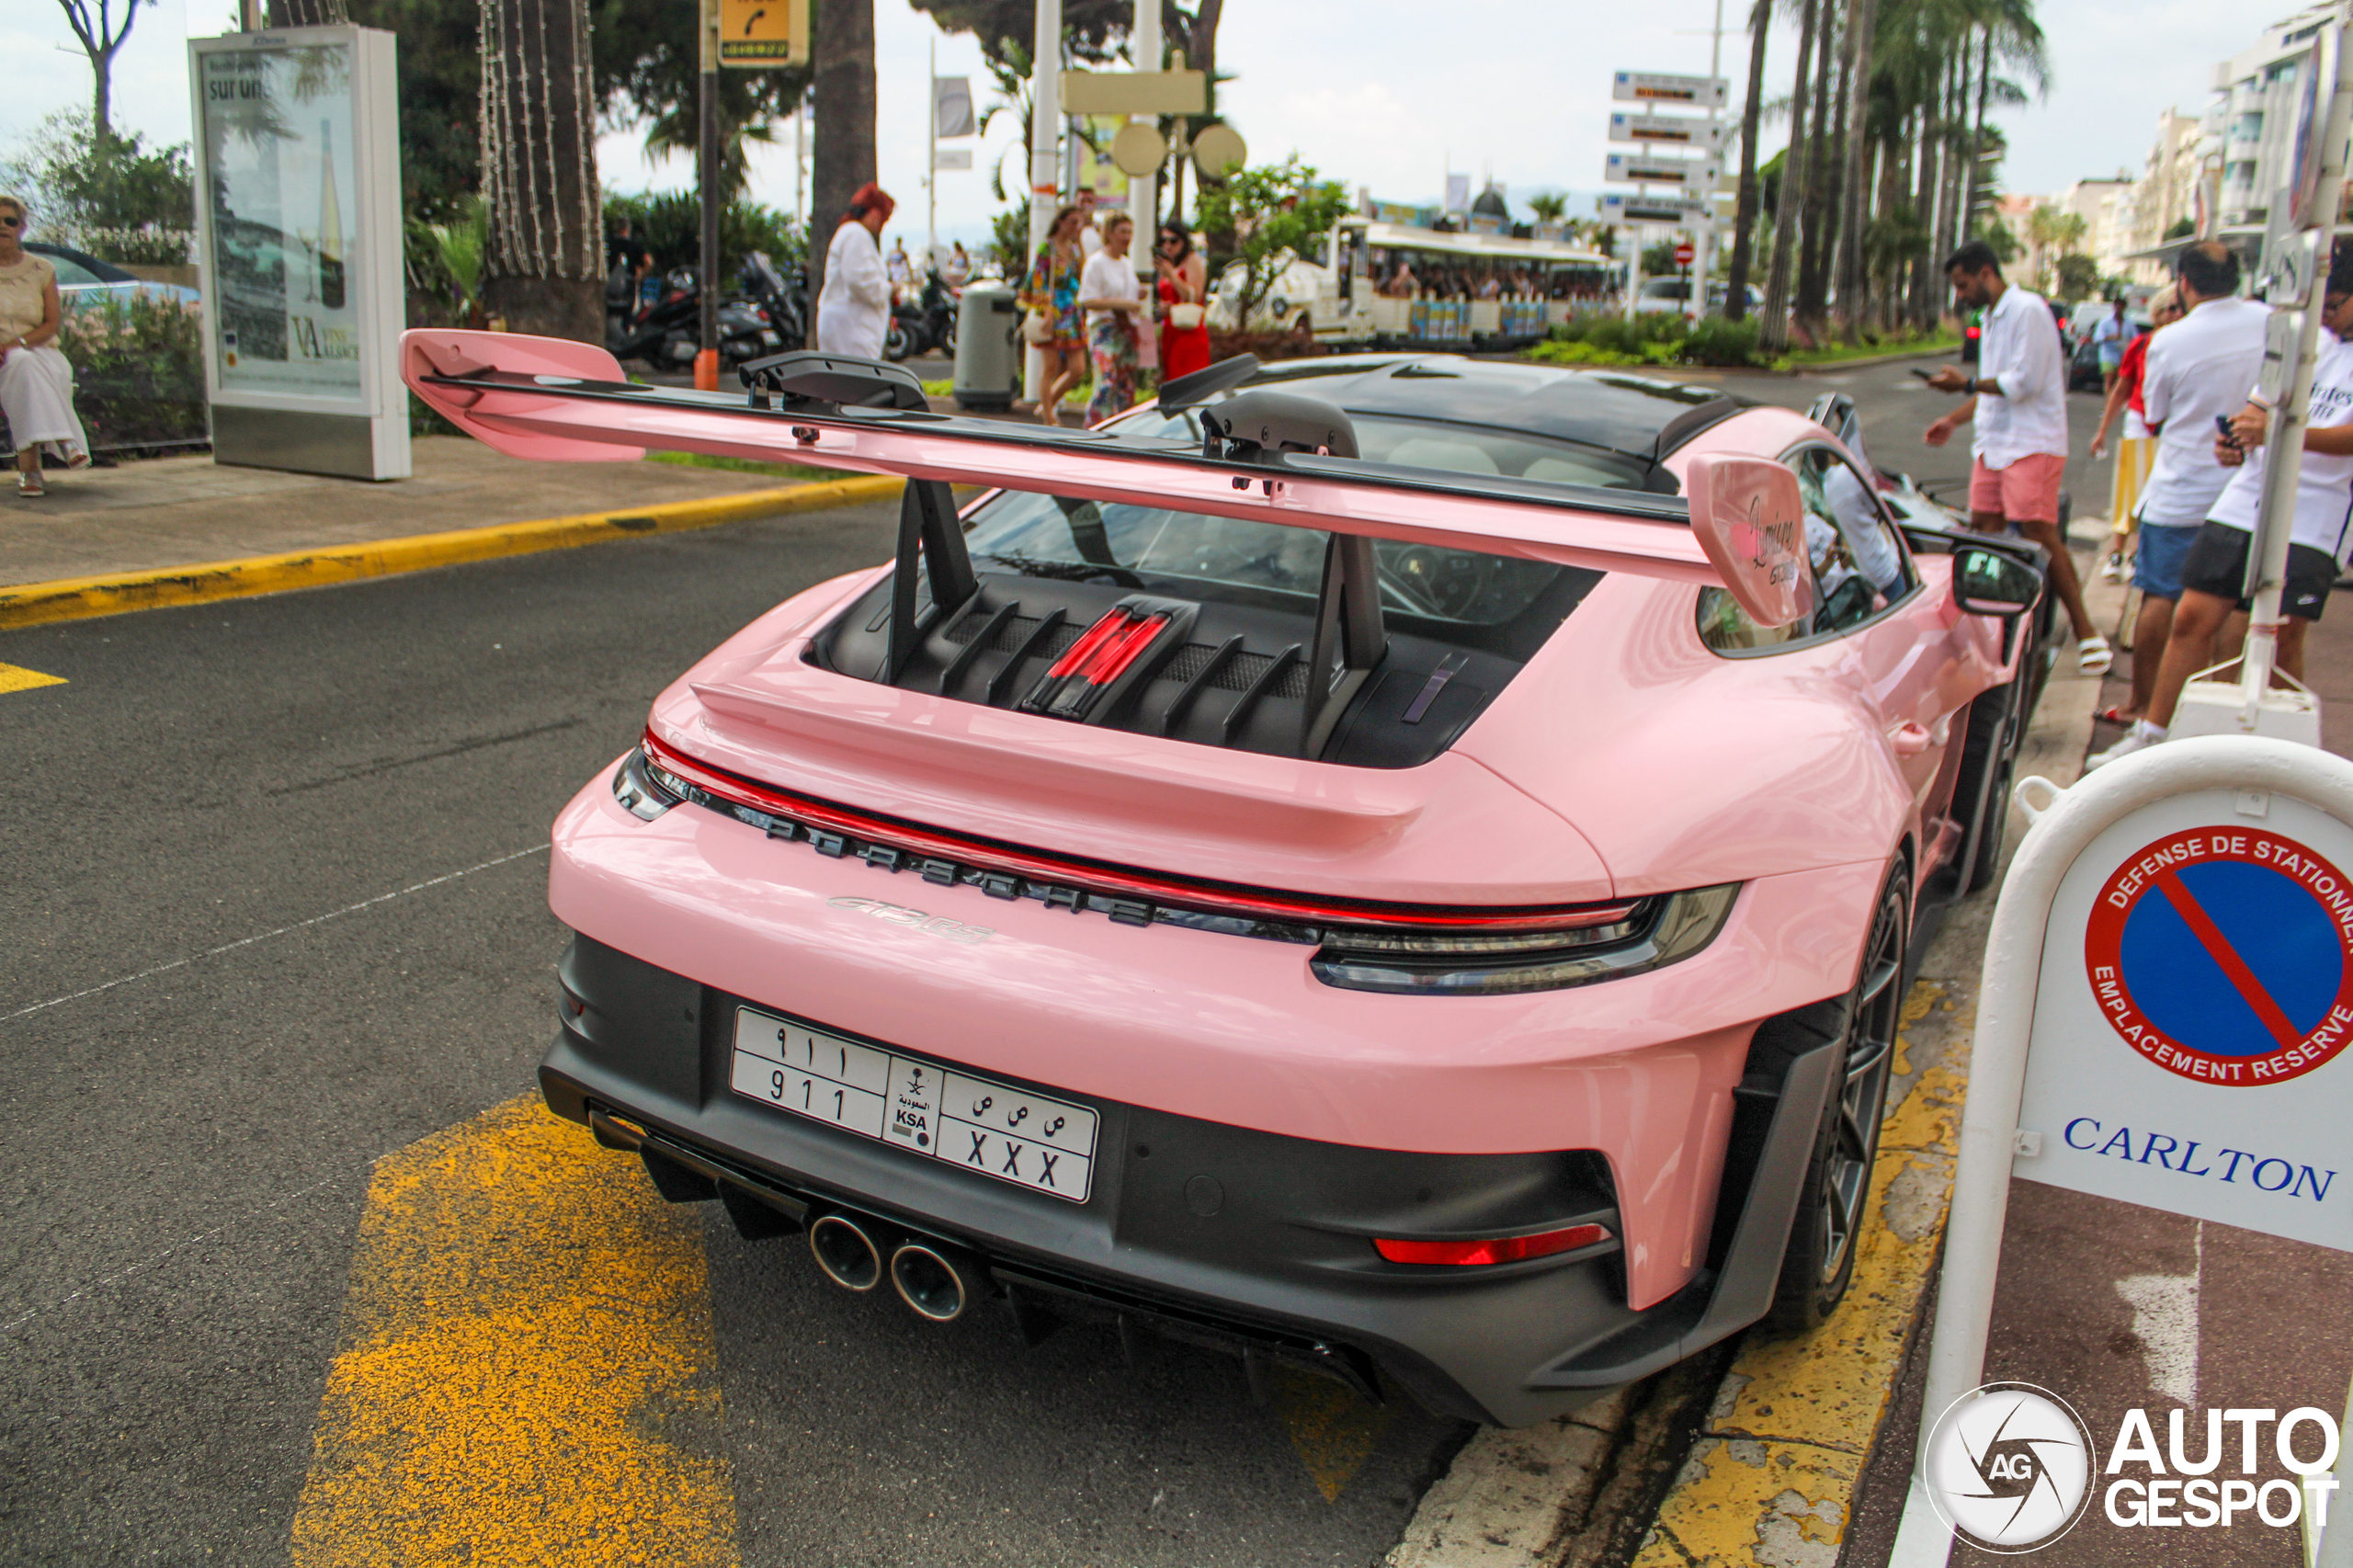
729;1006;1100;1203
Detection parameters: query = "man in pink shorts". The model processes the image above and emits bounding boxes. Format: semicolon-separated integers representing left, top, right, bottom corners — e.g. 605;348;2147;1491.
1923;240;2110;674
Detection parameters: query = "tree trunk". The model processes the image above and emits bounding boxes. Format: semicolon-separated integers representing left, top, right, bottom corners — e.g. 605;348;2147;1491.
1725;0;1771;322
807;0;877;346
1909;78;1942;328
477;0;601;340
1759;0;1818;353
1796;4;1838;324
1834;0;1879;340
1942;48;1970;272
269;0;350;24
1967;27;1992;239
92;43;115;138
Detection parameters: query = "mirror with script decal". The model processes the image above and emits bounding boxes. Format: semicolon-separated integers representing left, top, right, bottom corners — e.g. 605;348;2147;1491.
1682;453;1812;630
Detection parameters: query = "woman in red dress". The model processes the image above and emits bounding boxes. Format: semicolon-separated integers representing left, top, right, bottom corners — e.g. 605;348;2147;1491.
1154;223;1211;381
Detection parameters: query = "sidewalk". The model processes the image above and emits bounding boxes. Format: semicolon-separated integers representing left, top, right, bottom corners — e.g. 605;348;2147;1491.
0;437;821;590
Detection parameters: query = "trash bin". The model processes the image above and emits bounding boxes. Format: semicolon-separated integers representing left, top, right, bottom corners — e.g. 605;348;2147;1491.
952;283;1020;412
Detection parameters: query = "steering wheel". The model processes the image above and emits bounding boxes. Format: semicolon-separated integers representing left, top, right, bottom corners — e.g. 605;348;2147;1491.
1380;545;1499;619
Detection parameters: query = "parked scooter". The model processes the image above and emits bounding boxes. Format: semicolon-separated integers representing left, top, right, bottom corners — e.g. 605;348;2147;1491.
737;251;809;353
883;268;959;360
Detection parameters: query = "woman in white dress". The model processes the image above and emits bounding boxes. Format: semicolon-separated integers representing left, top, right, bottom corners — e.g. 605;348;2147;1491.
0;196;91;497
815;183;896;360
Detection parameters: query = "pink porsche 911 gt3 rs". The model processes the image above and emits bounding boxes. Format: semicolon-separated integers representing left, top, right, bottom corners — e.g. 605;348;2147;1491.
404;336;2048;1426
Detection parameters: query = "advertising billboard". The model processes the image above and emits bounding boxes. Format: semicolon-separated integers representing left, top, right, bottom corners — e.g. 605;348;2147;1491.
190;26;408;479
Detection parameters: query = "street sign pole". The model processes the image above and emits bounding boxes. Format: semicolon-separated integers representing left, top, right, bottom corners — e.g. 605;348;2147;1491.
697;0;720;392
1886;737;2353;1565
1607;67;1727;321
1693;0;1724;320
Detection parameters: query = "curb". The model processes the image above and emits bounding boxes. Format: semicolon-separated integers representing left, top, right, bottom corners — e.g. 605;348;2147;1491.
0;473;906;631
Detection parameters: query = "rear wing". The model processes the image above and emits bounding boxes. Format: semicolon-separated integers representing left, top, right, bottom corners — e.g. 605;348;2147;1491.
404;331;1722;582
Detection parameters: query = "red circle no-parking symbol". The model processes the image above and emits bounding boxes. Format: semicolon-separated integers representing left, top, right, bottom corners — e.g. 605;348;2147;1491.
2084;826;2353;1085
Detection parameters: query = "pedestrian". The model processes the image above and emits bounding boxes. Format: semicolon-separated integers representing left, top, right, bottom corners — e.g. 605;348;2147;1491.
2101;244;2270;726
2089;243;2353;768
606;214;654;311
2094;296;2131;395
1018;204;1087;426
0;195;91;498
1154;223;1211;381
1079;212;1149;425
1924;239;2112;675
2091;284;2179;584
815;183;894;359
885;235;913;290
942;240;971;289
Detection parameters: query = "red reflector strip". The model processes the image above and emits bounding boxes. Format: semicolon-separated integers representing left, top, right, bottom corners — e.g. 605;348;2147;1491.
641;730;1638;932
1080;613;1169;686
1373;1223;1612;1267
1045;610;1132;679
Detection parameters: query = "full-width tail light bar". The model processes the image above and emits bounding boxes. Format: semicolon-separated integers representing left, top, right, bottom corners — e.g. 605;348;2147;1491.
1374;1222;1614;1267
637;730;1641;937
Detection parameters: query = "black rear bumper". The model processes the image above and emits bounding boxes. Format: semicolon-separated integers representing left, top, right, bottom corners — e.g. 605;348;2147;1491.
542;932;1835;1426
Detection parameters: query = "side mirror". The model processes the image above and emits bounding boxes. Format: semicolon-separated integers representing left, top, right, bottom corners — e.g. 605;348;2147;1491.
1952;545;2044;618
1683;453;1813;630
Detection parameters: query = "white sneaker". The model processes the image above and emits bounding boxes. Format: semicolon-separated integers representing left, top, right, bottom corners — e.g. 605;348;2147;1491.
2087;721;2165;770
2099;553;2125;583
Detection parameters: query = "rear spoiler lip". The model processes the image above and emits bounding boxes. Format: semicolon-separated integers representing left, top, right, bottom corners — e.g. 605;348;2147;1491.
403;331;1717;585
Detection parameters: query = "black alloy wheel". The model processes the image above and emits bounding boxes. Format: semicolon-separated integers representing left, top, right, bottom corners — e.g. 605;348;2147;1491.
1762;867;1910;1334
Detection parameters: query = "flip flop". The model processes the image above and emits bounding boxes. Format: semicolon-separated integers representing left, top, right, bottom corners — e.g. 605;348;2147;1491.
2097;705;2139;724
16;471;44;497
2078;636;2114;675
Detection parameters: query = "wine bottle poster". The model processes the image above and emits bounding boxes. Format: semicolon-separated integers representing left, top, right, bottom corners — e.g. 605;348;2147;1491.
199;42;363;400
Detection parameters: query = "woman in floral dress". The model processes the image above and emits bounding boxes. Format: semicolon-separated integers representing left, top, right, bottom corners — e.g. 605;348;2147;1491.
1019;205;1087;425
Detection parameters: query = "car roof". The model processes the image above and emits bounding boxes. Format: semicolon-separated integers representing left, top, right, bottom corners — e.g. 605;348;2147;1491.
27;242;135;283
1225;353;1746;472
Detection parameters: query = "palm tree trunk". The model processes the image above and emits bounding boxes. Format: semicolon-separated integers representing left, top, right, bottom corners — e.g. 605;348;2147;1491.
1909;80;1943;328
1967;27;1992;238
477;0;602;340
807;0;877;346
1797;5;1841;324
1834;0;1879;339
1942;47;1970;267
1726;0;1772;322
1760;0;1819;353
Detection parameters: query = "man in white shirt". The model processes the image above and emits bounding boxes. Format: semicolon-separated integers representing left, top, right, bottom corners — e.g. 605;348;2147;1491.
2092;244;2353;768
2115;241;2270;720
1923;240;2110;674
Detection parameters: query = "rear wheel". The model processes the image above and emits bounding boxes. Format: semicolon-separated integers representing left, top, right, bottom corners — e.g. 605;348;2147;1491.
1761;866;1909;1335
884;320;915;361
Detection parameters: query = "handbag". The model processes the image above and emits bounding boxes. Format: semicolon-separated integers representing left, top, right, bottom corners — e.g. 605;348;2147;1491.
1167;302;1205;333
1022;308;1055;347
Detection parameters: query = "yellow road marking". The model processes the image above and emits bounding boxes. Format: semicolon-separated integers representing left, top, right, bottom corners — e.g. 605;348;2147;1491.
1631;982;1971;1565
291;1096;740;1568
0;474;905;631
0;661;65;693
1272;1363;1393;1502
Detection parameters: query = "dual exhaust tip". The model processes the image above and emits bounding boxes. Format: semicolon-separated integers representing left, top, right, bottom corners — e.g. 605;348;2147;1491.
807;1211;980;1324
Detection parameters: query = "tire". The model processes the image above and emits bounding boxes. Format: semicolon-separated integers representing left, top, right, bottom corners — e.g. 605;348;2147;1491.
884;321;915;361
1760;866;1909;1335
1958;689;2022;896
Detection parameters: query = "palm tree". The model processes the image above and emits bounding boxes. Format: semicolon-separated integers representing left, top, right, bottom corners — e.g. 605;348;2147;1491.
478;0;602;340
1528;192;1569;224
1725;0;1771;322
807;0;877;345
1759;0;1820;352
1832;0;1880;339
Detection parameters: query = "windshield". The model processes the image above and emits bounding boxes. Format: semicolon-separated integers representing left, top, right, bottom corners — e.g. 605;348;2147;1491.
959;404;1634;625
1640;278;1689;301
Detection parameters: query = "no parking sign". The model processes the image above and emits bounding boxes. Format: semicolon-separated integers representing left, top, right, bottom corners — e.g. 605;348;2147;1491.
1891;738;2353;1565
2015;797;2353;1253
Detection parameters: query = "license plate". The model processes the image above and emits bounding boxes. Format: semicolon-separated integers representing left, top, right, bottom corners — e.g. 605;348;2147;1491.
730;1006;1099;1202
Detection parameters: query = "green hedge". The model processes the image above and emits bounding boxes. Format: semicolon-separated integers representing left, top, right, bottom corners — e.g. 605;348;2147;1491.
1526;312;1764;369
51;293;207;453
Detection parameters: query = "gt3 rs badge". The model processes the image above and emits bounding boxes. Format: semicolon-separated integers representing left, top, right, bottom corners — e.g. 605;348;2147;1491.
828;896;995;944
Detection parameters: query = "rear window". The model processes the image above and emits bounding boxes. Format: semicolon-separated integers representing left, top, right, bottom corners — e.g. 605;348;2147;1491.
961;404;1638;628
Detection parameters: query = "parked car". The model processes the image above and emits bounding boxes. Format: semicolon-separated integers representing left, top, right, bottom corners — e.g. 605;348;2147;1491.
1632;278;1763;320
27;242;199;309
403;336;2050;1427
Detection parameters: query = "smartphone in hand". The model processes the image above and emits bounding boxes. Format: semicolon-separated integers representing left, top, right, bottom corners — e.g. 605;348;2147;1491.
2214;414;2241;449
1909;368;1938;381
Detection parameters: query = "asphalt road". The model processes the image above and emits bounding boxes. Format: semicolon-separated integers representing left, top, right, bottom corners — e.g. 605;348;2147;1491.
0;496;1461;1566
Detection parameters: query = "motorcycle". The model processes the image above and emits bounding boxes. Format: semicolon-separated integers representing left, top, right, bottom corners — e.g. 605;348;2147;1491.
884;268;960;361
738;251;809;353
608;264;788;371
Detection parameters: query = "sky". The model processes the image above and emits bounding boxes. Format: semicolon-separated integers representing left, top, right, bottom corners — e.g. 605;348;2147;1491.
0;0;2290;249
